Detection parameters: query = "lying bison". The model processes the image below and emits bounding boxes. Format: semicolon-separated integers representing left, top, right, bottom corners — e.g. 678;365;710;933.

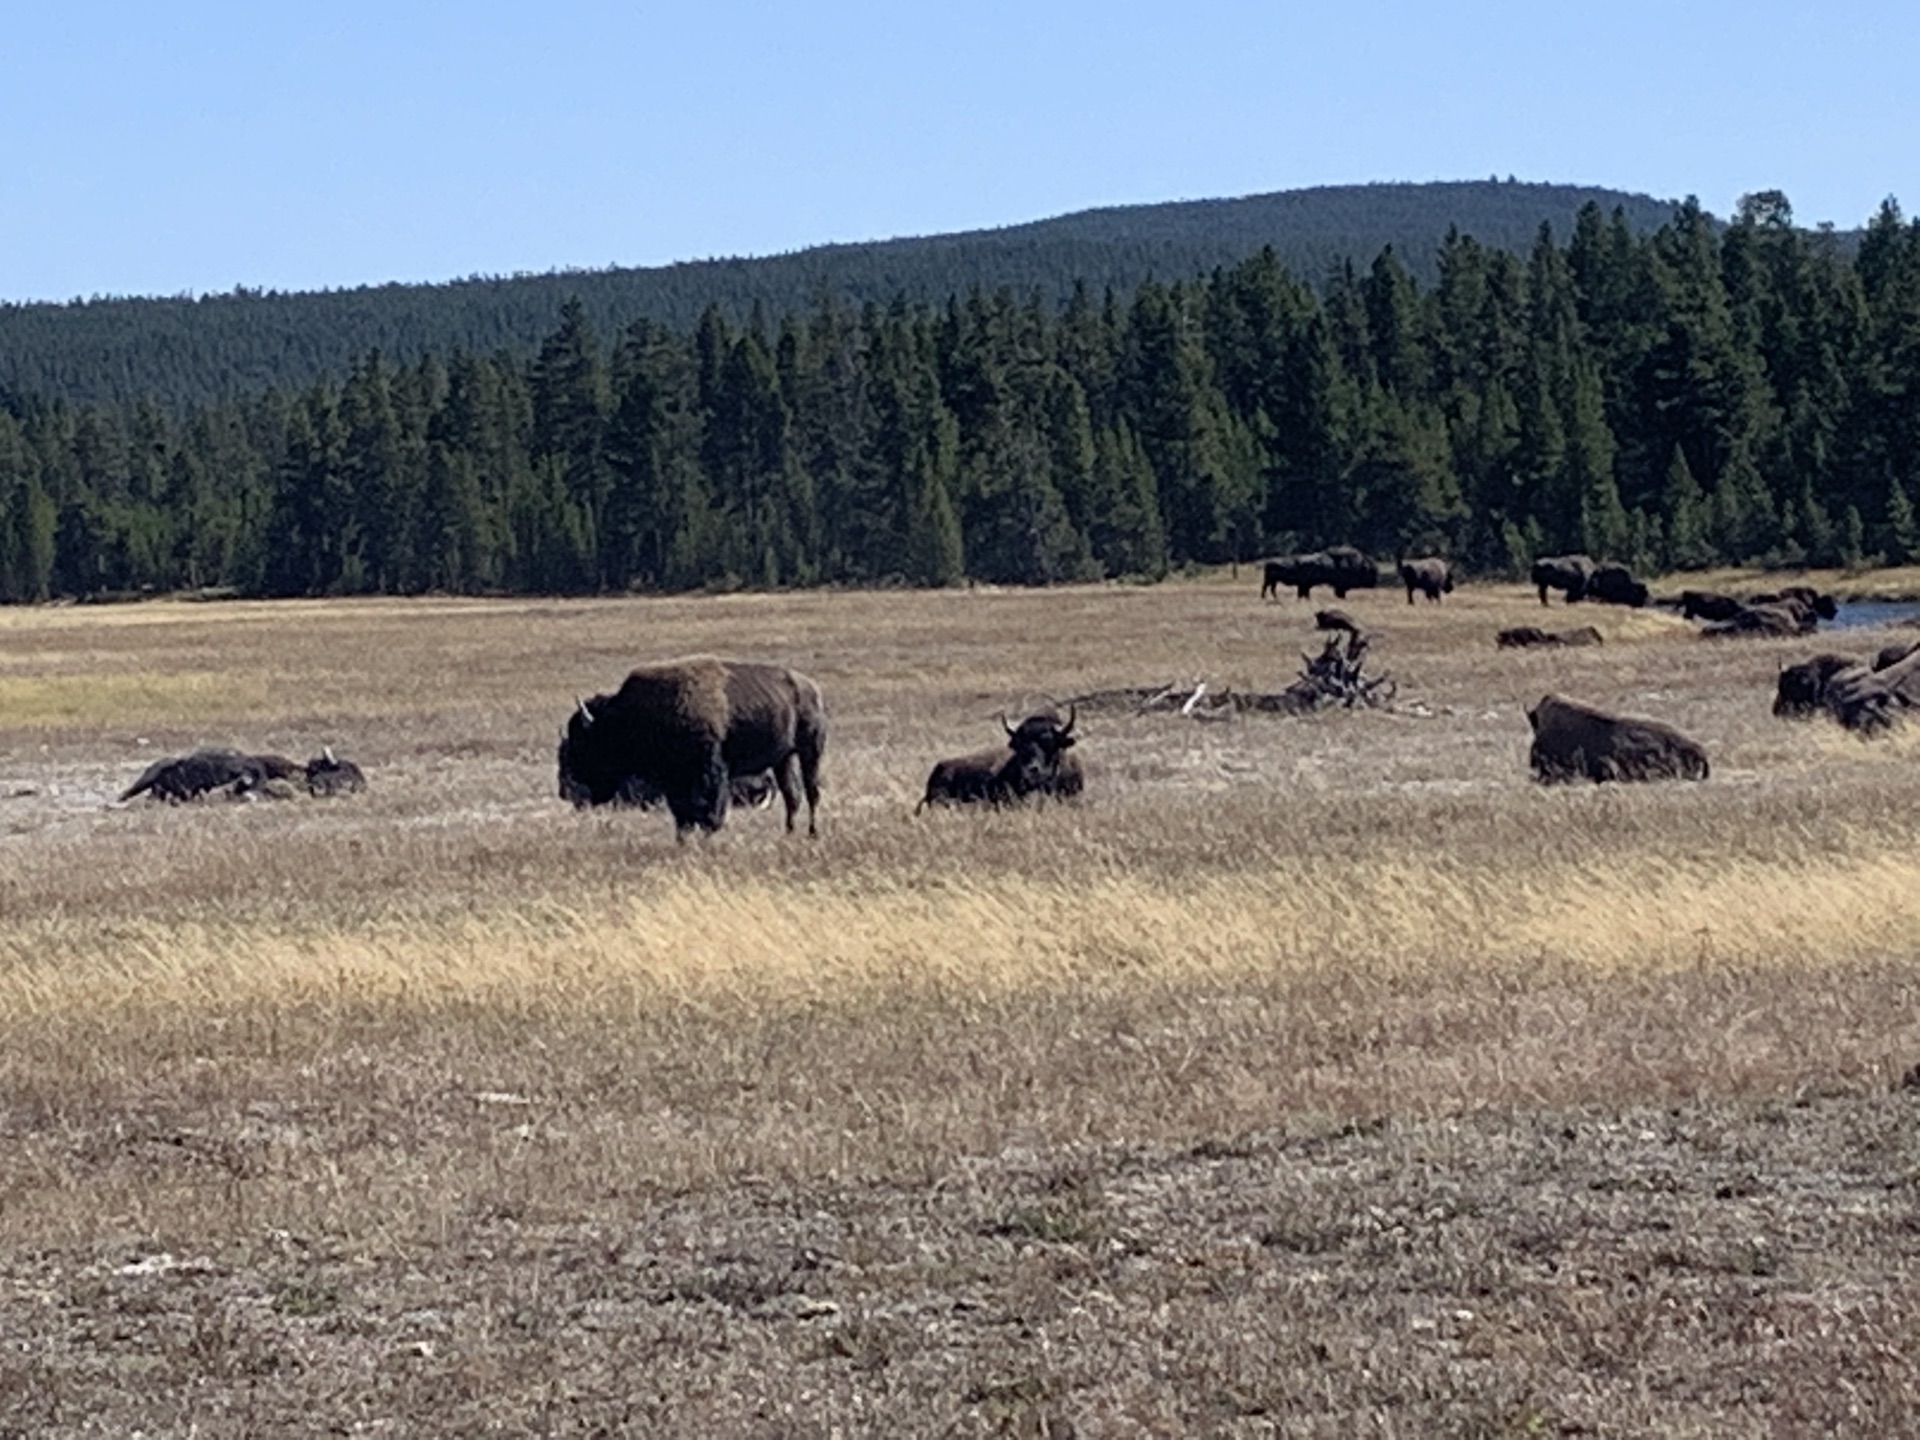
1531;555;1594;605
303;749;367;797
1526;694;1710;784
917;708;1079;812
1702;600;1818;639
1681;590;1744;622
1398;556;1453;604
558;656;826;837
1776;647;1920;733
120;748;301;803
1261;546;1379;601
1750;586;1838;621
1585;563;1649;608
1773;654;1867;719
1497;625;1603;649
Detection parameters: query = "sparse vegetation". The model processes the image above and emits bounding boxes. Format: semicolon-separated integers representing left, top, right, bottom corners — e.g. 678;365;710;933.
5;574;1920;1433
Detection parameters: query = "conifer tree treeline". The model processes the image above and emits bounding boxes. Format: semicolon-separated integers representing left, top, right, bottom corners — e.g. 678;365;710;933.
3;195;1917;603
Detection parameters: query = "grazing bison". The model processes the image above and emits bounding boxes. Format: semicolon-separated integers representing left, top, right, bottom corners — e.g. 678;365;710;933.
1398;557;1453;603
1773;654;1866;719
119;748;301;803
1681;590;1744;622
304;749;367;797
1497;625;1603;649
1531;555;1595;605
1526;694;1710;784
557;656;826;837
1261;546;1379;601
917;708;1078;812
1585;563;1650;608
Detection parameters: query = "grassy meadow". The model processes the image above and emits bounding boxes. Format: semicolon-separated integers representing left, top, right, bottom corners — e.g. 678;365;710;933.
5;571;1920;1434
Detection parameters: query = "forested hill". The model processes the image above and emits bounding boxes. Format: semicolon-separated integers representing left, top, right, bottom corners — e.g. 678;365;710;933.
0;181;1684;410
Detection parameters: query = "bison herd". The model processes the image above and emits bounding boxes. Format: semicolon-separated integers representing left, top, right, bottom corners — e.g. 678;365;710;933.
102;555;1916;834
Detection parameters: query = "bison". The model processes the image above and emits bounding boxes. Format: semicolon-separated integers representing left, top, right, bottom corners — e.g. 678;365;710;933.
1779;647;1920;734
1261;546;1379;601
304;748;367;797
1585;563;1650;608
1681;590;1744;622
1398;556;1454;603
1773;654;1866;718
1526;694;1710;784
1497;625;1603;649
1531;555;1595;605
1749;586;1838;621
1702;601;1817;639
119;748;301;803
557;656;826;838
917;708;1079;812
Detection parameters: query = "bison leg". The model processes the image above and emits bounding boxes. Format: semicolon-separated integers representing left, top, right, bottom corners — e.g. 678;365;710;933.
773;752;803;834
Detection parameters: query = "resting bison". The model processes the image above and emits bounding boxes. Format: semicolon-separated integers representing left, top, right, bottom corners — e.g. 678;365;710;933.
1773;654;1866;718
1497;625;1603;649
557;656;826;837
1261;546;1379;601
1585;563;1650;608
917;708;1078;812
1750;586;1838;621
1702;600;1817;639
1681;590;1744;622
1526;694;1709;784
120;748;301;803
1778;647;1920;734
1531;555;1595;605
1398;556;1453;604
303;749;367;797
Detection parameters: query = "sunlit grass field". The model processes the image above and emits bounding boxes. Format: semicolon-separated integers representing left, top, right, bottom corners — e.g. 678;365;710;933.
6;569;1920;1433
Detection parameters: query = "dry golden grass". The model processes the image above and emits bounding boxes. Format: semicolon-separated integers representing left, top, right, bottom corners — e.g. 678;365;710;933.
6;572;1920;1434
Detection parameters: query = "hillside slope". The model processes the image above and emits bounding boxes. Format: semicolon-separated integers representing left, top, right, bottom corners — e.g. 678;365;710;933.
0;180;1684;410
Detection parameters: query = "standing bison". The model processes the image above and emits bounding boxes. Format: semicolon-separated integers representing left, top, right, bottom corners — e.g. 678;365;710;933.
1531;555;1595;605
1398;557;1453;603
1526;694;1710;784
1261;546;1379;601
557;657;826;838
917;708;1079;812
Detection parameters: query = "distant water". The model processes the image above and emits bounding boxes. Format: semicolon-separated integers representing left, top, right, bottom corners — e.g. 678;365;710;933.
1830;599;1920;630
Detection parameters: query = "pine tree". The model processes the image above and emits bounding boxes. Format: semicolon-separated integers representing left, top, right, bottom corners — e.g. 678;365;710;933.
1661;445;1712;570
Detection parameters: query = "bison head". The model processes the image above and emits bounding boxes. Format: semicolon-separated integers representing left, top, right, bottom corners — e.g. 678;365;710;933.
556;693;625;807
1003;705;1077;760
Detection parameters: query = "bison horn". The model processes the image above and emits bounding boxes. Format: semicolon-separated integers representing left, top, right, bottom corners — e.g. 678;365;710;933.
1059;704;1076;739
323;745;336;765
577;696;594;725
1001;712;1015;738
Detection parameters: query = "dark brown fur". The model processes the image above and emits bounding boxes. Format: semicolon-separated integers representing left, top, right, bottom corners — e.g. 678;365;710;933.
1398;557;1453;603
1526;694;1709;784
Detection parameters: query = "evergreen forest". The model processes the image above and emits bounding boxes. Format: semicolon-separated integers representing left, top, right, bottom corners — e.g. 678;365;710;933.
3;192;1918;604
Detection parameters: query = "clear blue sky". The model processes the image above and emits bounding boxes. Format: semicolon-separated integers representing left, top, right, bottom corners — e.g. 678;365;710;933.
4;1;1914;304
